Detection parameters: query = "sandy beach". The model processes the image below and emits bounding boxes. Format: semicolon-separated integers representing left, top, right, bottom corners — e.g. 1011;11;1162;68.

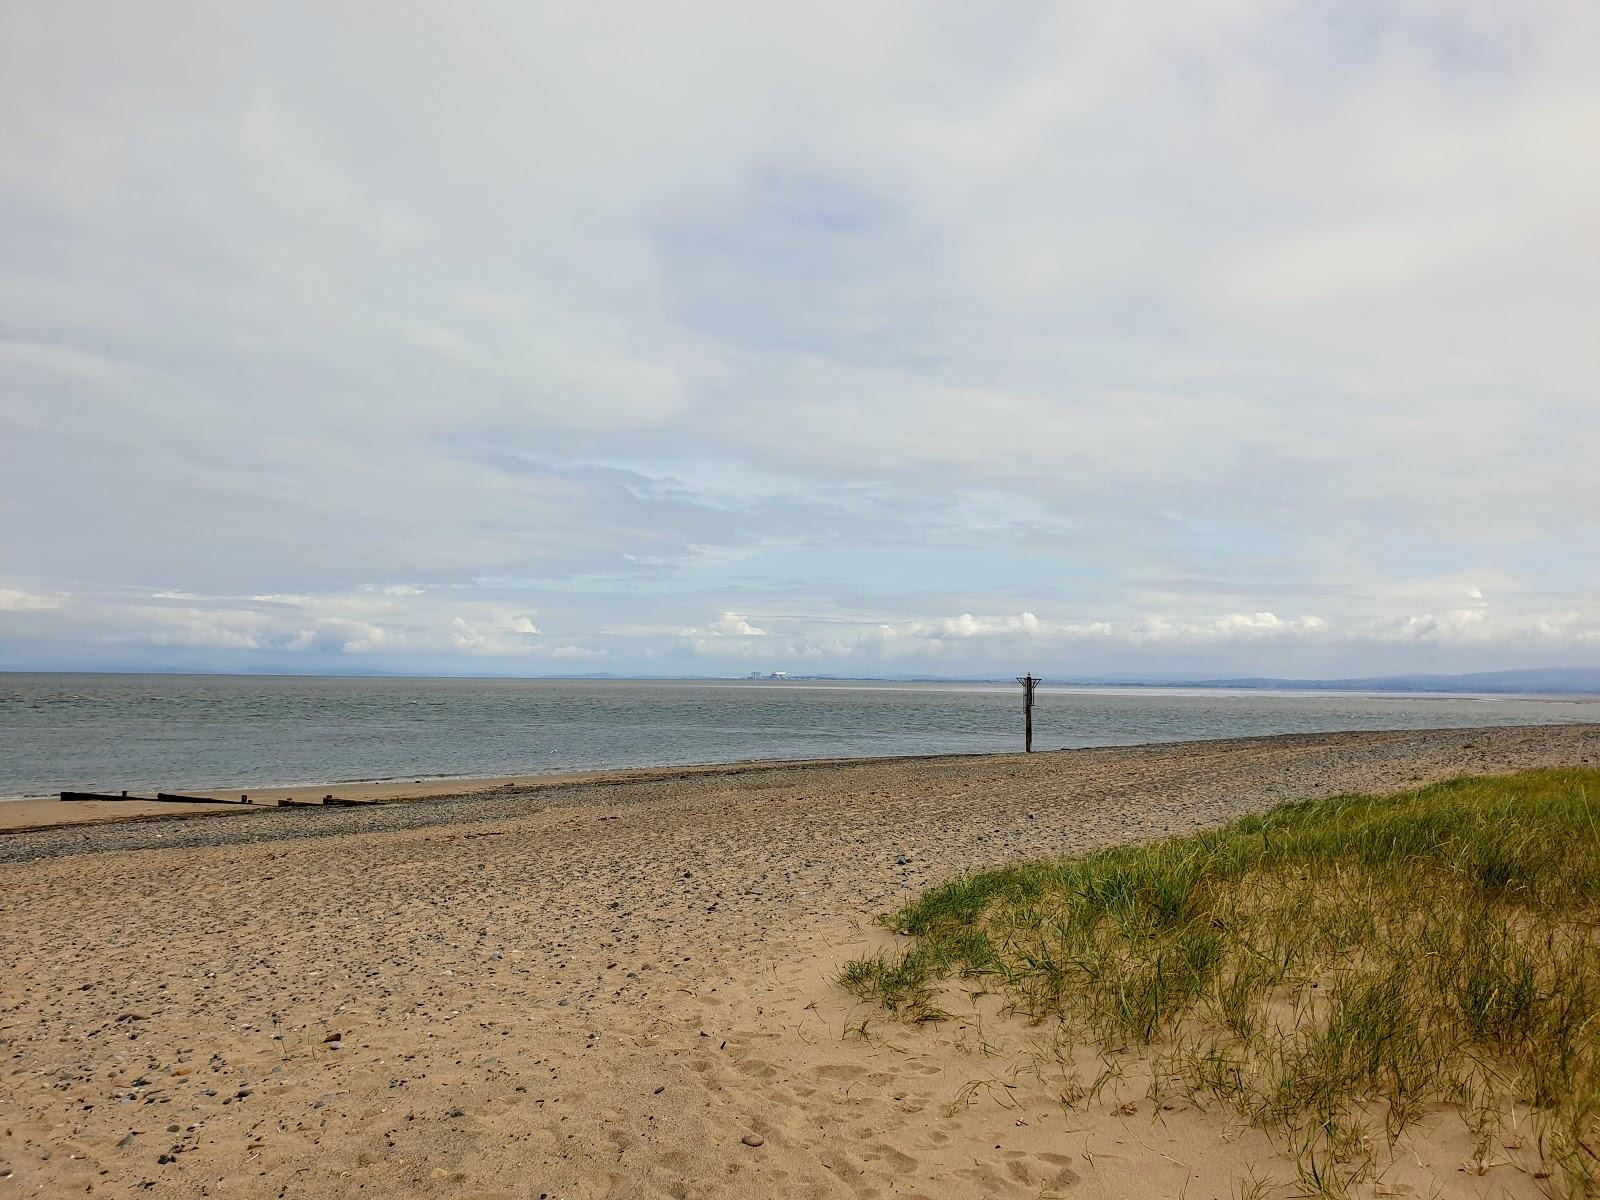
3;723;1597;1199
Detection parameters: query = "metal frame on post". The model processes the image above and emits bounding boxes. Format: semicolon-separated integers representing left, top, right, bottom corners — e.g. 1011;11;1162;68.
1016;673;1039;752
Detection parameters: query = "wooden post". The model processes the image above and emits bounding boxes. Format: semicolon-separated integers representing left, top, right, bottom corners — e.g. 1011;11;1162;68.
1016;673;1039;752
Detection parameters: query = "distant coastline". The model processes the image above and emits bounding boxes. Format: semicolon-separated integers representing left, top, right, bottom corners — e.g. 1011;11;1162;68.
766;668;1600;695
4;665;1597;695
1053;667;1600;696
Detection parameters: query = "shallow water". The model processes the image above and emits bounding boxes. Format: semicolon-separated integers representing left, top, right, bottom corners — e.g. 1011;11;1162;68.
0;672;1594;797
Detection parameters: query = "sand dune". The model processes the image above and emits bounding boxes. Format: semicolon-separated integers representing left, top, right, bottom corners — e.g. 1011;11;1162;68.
3;724;1597;1198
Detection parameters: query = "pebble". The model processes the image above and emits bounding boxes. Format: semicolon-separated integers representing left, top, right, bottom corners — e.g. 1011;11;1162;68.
741;1134;765;1148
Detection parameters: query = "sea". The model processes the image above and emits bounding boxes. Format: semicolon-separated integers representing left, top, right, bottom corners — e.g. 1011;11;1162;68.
1;672;1595;799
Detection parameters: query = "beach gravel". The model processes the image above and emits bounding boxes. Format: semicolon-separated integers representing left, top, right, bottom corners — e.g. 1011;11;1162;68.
2;724;1596;1198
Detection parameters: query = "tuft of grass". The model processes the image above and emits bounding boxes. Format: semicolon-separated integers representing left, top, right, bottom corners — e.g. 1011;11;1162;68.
836;946;946;1022
838;768;1600;1195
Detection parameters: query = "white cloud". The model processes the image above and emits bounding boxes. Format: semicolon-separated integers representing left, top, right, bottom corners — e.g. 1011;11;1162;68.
1367;608;1489;644
450;617;489;648
135;608;265;650
0;587;62;612
1124;613;1330;644
3;577;1598;676
547;644;606;660
911;612;1043;639
692;612;768;637
147;629;261;650
449;611;546;655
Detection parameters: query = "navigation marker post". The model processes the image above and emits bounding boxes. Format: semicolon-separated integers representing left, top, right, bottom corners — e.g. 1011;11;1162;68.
1016;673;1040;753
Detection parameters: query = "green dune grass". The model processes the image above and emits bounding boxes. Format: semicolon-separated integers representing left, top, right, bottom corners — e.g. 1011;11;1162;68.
841;768;1600;1196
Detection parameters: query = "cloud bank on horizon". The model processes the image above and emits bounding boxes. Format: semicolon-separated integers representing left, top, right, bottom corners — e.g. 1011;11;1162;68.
2;2;1598;678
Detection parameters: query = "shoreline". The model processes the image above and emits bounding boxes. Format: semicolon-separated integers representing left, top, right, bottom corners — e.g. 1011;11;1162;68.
0;748;1021;831
5;721;1594;833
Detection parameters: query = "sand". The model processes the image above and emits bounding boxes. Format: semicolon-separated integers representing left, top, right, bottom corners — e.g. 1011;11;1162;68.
0;756;1054;831
3;724;1597;1199
0;769;740;831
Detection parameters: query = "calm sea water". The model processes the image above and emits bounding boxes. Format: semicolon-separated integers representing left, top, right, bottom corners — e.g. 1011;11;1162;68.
0;673;1595;798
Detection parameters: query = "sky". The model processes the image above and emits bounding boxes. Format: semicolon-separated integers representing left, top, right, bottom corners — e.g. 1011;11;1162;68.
2;2;1598;680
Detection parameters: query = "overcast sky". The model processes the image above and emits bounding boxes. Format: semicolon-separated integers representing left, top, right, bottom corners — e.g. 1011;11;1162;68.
2;2;1598;679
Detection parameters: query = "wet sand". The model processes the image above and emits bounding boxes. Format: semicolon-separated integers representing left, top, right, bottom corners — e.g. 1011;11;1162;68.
3;724;1597;1198
0;755;1042;832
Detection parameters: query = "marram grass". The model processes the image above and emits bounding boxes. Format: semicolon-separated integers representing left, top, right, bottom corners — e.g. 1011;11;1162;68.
841;768;1600;1196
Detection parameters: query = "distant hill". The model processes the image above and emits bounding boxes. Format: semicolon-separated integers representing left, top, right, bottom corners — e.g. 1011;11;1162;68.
1182;668;1600;695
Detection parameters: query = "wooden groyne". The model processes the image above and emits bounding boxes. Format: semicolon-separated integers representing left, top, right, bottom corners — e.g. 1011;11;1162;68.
60;790;373;810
